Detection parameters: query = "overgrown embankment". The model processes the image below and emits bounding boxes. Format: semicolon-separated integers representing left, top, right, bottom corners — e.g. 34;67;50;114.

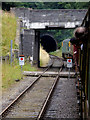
2;11;37;90
2;11;18;90
2;11;17;56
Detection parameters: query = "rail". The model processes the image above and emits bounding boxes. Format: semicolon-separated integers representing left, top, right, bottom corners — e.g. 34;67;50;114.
37;65;63;120
0;63;53;118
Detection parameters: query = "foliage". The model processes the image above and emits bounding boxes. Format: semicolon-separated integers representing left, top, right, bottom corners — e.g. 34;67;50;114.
2;2;90;11
2;11;37;90
23;62;37;71
2;60;37;90
2;11;17;56
2;62;21;89
49;49;62;58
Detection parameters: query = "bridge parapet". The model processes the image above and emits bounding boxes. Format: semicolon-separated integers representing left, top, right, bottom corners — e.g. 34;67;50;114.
11;8;87;29
11;8;87;66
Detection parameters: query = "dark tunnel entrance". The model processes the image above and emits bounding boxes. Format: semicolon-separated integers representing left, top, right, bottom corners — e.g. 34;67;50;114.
38;29;74;67
40;35;57;53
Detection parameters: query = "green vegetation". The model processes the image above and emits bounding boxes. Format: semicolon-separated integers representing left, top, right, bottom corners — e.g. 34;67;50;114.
2;62;37;90
2;11;37;90
23;62;37;71
2;11;17;56
2;2;90;10
49;49;62;58
2;63;21;89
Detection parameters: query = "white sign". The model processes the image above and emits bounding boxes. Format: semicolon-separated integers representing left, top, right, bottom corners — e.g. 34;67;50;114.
19;56;24;65
67;59;72;68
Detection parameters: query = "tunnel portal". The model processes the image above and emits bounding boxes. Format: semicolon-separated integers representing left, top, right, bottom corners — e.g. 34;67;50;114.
11;8;87;66
40;35;57;53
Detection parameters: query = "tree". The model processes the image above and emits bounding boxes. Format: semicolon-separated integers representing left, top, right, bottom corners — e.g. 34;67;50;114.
2;2;90;11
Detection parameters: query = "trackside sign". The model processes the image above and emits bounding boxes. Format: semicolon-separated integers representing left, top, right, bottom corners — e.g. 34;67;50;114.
67;59;72;68
19;55;24;65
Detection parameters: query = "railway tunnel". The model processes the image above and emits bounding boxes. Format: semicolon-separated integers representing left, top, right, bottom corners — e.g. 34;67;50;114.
40;34;57;53
11;8;87;66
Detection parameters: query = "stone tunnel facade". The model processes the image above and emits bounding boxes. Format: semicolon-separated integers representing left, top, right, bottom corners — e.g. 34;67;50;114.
11;8;87;66
20;29;39;65
40;34;57;53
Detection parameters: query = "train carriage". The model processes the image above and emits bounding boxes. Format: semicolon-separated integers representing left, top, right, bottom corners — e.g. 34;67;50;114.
78;8;90;119
62;8;90;119
69;8;90;119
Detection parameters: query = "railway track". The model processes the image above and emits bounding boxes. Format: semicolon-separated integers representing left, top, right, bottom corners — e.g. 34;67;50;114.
49;54;63;60
1;63;53;118
1;55;79;119
37;67;63;120
48;54;64;68
1;57;64;119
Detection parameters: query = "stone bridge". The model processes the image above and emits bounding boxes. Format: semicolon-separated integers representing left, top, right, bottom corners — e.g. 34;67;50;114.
11;8;87;66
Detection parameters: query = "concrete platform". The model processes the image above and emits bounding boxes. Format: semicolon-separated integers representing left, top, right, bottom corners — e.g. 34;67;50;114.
23;71;76;78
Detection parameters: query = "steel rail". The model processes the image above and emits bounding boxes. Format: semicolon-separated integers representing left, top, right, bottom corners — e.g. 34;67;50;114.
0;63;53;118
37;65;63;120
49;54;63;60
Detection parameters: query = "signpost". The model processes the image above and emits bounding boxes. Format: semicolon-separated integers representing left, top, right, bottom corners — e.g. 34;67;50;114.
19;55;24;66
67;58;72;79
19;55;24;79
67;58;72;68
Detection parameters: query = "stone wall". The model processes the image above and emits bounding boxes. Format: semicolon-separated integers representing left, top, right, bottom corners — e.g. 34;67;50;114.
20;29;35;57
11;8;87;66
11;8;87;29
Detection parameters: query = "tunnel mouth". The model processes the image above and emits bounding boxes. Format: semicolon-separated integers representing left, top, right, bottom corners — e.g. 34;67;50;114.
40;34;57;53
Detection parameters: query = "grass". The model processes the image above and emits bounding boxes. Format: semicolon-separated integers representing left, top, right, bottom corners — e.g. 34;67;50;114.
2;11;18;90
23;62;37;71
49;48;62;58
2;61;37;90
2;63;21;90
1;11;38;90
2;11;17;56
